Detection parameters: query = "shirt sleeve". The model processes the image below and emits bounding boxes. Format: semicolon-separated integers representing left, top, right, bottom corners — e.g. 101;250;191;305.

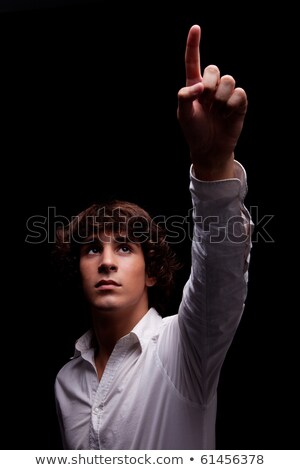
158;160;253;405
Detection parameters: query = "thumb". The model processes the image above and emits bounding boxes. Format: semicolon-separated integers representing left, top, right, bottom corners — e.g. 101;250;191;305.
177;82;204;119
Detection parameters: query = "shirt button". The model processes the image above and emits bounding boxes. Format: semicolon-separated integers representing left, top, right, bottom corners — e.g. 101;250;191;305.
94;407;100;413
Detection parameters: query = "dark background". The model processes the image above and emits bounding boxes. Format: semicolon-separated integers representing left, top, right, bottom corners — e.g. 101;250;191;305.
1;0;296;450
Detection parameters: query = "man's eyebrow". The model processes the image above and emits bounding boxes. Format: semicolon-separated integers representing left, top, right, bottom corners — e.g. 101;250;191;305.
114;235;131;243
78;233;140;246
114;235;141;246
78;237;99;248
80;235;134;244
82;236;98;244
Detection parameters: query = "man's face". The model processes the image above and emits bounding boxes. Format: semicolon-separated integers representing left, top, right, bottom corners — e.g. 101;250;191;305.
79;232;155;317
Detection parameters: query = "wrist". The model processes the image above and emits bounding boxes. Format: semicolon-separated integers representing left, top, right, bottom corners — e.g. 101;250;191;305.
192;154;235;181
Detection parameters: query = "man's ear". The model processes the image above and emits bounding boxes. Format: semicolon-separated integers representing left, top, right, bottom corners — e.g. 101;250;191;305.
146;275;156;287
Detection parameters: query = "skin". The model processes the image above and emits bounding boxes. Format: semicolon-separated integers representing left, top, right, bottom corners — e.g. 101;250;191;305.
177;25;248;181
81;25;248;379
79;234;155;378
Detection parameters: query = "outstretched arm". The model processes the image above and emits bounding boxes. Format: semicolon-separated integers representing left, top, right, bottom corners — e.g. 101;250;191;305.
177;25;248;181
157;25;252;406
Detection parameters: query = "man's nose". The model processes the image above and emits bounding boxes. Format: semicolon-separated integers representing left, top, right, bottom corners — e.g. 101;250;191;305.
97;247;117;273
98;263;117;274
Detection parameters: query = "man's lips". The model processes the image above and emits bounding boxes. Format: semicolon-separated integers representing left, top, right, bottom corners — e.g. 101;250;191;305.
95;280;121;288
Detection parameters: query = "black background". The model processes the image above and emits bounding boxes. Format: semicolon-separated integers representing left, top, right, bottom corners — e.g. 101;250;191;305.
1;0;297;450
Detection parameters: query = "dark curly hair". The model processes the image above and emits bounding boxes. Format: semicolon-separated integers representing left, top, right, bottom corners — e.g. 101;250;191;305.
52;200;182;314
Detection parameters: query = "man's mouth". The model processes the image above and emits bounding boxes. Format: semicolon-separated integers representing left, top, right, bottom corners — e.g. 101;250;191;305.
95;280;121;288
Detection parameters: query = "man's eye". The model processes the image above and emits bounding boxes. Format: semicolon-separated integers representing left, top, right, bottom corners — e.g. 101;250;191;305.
88;247;100;254
118;244;131;253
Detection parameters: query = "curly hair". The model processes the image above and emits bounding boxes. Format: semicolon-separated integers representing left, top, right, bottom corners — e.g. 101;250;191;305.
52;200;182;314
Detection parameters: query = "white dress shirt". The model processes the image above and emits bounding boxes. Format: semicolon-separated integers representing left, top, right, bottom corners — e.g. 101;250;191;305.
55;162;252;450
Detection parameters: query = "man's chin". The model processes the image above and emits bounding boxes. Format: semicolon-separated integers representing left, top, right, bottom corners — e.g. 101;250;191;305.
92;302;120;314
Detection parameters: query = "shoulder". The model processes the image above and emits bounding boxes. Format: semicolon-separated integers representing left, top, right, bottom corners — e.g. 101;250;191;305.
162;314;178;326
55;355;83;384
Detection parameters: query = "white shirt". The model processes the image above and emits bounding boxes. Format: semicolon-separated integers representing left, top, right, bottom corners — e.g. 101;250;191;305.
55;162;252;450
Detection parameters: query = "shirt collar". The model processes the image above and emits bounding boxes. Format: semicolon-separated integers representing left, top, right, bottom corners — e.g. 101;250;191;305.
73;307;163;358
131;308;163;350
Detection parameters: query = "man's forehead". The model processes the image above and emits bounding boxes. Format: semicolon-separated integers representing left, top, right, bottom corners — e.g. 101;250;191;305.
84;231;139;244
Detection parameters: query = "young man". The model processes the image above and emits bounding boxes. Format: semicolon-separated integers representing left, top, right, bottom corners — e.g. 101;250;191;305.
54;24;252;449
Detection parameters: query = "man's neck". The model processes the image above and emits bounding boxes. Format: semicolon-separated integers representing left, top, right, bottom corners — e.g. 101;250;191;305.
91;306;149;378
92;306;148;354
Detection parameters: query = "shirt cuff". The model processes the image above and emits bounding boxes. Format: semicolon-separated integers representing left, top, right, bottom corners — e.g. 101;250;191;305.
190;160;248;202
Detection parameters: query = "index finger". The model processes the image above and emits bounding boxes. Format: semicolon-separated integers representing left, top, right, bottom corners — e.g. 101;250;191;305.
185;24;202;86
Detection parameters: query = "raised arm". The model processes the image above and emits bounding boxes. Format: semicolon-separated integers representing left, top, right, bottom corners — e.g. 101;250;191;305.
177;25;248;181
157;25;252;406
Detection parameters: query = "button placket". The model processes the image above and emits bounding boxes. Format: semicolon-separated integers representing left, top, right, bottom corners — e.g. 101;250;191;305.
90;336;131;448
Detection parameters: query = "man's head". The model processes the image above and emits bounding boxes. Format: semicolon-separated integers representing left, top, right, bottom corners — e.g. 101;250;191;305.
53;200;181;315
